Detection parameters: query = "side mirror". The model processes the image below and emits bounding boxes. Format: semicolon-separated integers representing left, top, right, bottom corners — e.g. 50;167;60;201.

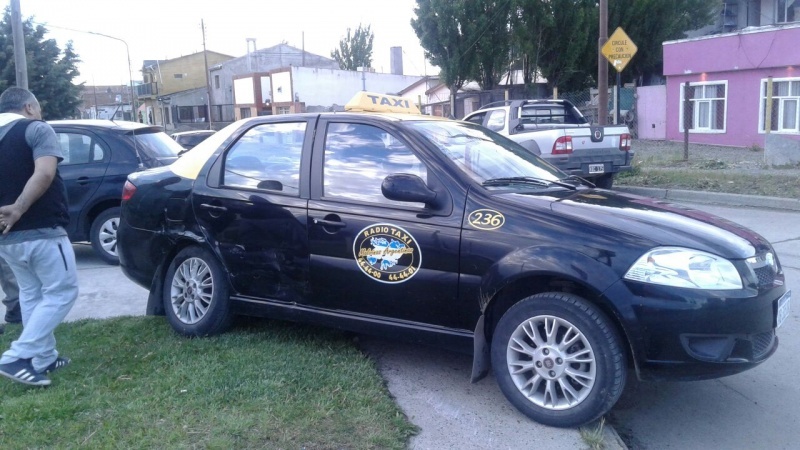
381;174;437;205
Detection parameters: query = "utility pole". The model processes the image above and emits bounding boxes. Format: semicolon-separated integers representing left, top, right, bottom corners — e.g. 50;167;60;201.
202;19;213;130
598;0;608;125
10;0;28;89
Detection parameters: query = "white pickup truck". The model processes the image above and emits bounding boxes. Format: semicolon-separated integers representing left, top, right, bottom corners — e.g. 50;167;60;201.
463;99;633;188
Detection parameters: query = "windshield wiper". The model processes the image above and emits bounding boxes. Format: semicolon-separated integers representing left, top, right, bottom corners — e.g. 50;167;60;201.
482;176;576;190
561;174;596;188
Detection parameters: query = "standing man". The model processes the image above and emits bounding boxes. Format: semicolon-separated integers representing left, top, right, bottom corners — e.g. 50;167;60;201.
0;87;78;386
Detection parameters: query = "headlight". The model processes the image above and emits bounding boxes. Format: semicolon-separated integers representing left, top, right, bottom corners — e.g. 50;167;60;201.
624;247;743;290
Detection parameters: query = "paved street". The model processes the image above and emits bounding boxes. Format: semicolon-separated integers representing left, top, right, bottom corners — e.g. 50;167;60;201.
609;203;800;450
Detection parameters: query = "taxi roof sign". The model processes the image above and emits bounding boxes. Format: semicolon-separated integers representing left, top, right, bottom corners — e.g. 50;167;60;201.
345;92;421;114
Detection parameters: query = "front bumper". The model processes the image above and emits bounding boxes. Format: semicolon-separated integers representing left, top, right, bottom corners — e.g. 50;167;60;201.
604;277;787;381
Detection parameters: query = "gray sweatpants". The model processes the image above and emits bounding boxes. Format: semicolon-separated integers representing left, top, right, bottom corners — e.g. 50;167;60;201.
1;256;20;320
0;236;78;372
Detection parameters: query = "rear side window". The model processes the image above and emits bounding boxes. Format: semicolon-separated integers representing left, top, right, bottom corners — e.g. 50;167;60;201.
56;133;105;165
133;132;184;158
222;122;306;194
486;110;506;131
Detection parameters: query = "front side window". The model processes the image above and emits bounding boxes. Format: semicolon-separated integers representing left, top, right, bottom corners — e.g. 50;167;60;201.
222;122;306;193
323;123;427;208
679;82;727;133
56;133;104;165
760;78;800;134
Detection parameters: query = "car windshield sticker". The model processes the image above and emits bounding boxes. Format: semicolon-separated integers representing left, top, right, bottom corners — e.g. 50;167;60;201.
354;224;421;283
468;209;506;230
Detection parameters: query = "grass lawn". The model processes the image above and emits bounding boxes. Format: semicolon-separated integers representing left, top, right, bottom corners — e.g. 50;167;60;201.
0;316;417;449
617;143;800;199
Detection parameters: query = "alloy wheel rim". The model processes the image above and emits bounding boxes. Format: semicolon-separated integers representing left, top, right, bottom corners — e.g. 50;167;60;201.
170;257;214;324
99;217;119;256
506;315;596;410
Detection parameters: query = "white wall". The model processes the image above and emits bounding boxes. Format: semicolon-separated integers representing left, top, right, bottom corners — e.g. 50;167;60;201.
290;67;424;108
233;78;255;104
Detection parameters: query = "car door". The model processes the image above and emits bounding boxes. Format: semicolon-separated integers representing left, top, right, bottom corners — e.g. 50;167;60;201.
53;128;110;237
306;119;470;330
191;119;312;303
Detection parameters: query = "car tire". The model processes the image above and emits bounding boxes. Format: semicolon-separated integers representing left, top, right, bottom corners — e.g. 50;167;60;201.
90;207;121;265
163;246;234;337
593;173;614;189
490;292;626;428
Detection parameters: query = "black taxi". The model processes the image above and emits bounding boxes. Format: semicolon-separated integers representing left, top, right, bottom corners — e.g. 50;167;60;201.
117;92;791;427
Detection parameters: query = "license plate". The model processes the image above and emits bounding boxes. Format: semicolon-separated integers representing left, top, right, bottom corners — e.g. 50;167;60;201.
777;290;791;329
588;164;605;174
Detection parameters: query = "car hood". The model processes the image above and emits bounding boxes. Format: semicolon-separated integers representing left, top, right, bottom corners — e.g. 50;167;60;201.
501;189;769;259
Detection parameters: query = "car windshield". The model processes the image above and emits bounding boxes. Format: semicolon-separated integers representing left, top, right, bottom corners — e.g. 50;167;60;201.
134;131;184;157
407;120;567;188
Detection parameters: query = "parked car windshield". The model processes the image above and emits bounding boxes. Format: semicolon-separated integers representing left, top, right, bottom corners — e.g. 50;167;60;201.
407;120;566;186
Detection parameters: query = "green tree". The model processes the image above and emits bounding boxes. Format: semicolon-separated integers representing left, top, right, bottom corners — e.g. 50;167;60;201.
331;24;374;71
411;0;479;94
466;0;515;90
0;8;83;119
512;0;596;92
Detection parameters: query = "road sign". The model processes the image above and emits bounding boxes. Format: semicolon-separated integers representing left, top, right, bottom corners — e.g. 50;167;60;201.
602;27;638;72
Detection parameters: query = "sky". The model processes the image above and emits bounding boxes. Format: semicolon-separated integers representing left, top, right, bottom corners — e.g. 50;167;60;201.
17;0;433;86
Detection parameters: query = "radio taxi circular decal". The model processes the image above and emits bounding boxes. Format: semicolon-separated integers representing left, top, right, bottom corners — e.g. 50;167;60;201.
354;224;421;283
468;209;506;230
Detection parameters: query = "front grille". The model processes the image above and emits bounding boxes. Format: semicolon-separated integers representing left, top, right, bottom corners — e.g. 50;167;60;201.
752;331;775;360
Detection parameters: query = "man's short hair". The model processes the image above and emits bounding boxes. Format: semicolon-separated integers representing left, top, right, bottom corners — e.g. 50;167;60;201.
0;87;38;114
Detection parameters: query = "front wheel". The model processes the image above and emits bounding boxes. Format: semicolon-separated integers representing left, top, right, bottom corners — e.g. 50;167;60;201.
163;246;234;337
491;292;626;428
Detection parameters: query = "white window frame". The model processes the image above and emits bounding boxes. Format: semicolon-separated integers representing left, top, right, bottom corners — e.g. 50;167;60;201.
678;81;728;134
758;77;800;134
775;0;798;24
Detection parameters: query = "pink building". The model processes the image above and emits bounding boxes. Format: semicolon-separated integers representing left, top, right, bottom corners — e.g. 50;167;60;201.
663;23;800;147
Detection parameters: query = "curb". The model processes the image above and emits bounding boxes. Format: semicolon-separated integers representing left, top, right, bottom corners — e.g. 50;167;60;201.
614;186;800;211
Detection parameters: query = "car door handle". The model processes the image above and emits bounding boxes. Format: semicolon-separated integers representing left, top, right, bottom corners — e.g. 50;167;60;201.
199;203;228;212
76;176;90;185
313;218;346;228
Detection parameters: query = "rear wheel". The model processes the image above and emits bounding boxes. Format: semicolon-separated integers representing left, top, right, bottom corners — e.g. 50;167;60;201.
90;207;121;265
491;292;626;427
163;246;234;337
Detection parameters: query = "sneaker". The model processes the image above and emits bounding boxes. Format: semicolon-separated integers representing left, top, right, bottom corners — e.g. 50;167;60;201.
39;356;71;374
0;358;51;386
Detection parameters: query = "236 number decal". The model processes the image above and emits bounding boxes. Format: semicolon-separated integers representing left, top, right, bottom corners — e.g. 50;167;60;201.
468;209;505;230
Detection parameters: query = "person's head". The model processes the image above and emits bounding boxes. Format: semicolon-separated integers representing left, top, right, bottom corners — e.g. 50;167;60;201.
0;87;42;120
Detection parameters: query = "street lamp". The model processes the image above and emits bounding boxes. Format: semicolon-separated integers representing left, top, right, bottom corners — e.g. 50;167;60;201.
87;31;136;118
